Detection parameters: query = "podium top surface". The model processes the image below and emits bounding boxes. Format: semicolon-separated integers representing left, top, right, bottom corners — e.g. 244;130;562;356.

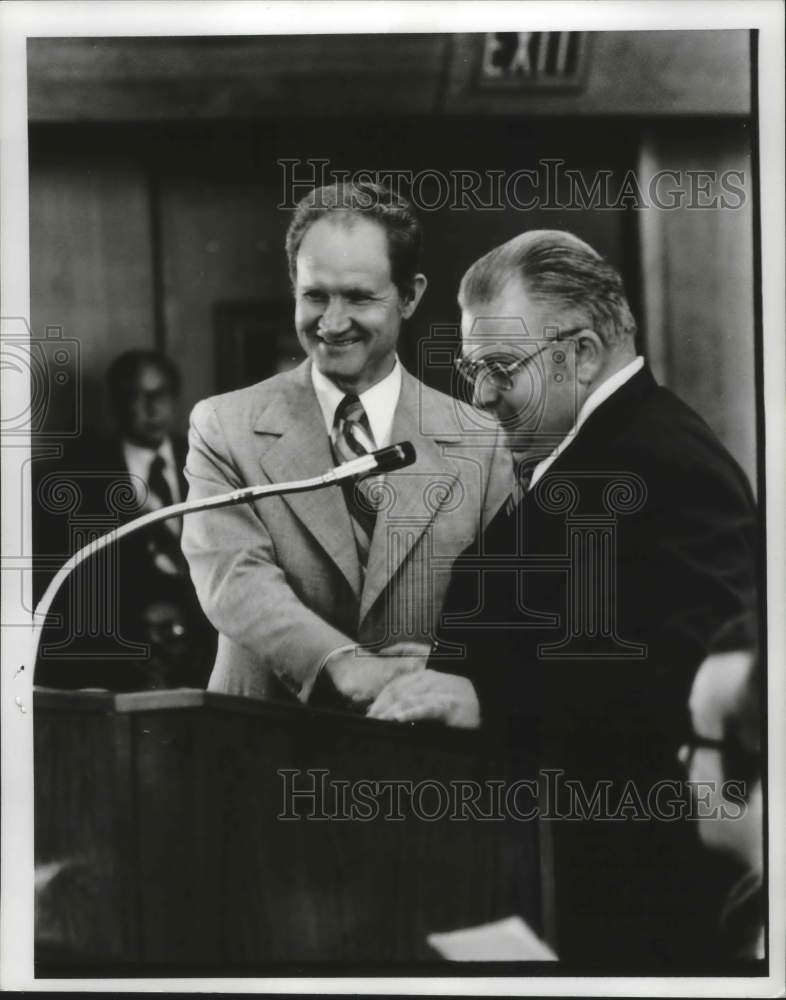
33;685;524;757
35;685;247;714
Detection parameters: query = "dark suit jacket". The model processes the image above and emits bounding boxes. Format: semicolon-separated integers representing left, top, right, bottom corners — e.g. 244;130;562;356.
60;431;190;603
99;433;195;617
431;366;758;970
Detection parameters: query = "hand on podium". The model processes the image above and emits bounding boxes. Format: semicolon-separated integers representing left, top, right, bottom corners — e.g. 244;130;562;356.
319;642;428;711
368;669;481;729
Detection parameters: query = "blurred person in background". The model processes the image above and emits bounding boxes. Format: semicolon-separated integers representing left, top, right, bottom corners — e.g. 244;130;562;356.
35;350;216;691
679;614;764;961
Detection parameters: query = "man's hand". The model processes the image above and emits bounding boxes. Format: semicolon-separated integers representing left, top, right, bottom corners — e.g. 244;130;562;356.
367;669;481;729
322;643;427;710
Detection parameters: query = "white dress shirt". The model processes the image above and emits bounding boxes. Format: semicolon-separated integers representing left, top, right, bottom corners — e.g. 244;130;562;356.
311;356;402;450
123;437;182;510
528;356;645;492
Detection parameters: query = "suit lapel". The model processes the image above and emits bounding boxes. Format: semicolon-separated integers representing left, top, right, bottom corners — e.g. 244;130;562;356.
172;434;189;500
360;370;462;623
517;367;659;527
254;362;362;598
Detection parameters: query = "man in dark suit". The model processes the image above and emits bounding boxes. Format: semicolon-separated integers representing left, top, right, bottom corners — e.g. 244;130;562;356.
35;350;215;690
103;350;217;687
369;230;759;969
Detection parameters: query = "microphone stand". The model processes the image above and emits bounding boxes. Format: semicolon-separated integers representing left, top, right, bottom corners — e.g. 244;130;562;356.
28;442;415;673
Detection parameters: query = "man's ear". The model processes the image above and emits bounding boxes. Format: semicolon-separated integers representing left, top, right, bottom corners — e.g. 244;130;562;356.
400;274;428;319
575;329;605;386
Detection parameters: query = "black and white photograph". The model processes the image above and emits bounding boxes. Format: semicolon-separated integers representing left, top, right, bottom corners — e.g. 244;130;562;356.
1;1;784;993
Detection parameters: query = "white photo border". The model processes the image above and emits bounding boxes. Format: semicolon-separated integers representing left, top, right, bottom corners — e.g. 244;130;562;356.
1;1;783;995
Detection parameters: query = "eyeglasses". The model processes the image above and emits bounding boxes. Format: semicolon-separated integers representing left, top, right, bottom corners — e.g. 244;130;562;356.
678;733;761;758
681;735;728;753
455;326;586;391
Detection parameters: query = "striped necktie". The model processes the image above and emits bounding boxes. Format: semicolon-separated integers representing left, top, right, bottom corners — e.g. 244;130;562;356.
148;452;182;539
148;454;173;508
331;394;377;566
146;453;186;567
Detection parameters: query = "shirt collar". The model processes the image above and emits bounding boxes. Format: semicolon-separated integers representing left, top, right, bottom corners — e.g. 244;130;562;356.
123;436;175;467
311;357;402;449
528;356;645;490
573;355;645;429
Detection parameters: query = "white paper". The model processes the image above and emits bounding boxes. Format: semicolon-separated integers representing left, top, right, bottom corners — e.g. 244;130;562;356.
428;915;558;962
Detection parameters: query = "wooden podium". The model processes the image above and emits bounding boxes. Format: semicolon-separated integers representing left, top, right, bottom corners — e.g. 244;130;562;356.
34;687;552;975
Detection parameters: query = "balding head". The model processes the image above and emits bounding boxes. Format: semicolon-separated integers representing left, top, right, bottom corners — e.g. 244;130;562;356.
459;229;637;348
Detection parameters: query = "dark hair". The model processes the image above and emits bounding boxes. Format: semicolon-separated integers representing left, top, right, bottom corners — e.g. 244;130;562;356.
284;181;423;297
106;350;181;419
459;229;637;346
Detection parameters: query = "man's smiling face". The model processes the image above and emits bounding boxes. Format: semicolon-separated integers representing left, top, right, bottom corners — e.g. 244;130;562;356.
294;215;407;394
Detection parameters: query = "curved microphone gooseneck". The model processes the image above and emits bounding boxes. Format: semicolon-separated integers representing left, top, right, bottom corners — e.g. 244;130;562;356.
28;442;416;670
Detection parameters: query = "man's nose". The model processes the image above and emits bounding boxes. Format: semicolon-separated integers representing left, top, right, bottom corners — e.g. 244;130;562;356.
677;744;691;767
144;394;163;416
319;298;351;334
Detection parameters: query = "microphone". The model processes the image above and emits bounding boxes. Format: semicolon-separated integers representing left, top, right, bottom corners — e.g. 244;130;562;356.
29;442;417;657
330;441;416;480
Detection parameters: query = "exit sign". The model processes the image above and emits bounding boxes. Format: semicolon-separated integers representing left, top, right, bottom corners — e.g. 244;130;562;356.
479;32;590;90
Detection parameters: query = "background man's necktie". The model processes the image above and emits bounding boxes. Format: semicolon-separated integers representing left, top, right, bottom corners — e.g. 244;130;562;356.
331;394;377;566
147;453;184;558
147;454;174;508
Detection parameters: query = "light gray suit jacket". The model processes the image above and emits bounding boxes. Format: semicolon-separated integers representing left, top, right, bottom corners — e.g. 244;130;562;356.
182;361;512;703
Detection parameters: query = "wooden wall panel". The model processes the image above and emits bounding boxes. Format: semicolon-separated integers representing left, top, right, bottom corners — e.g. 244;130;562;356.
29;159;155;434
158;175;293;418
637;122;756;488
34;706;138;963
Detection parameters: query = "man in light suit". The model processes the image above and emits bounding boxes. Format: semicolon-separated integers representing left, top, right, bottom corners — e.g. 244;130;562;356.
369;230;758;967
182;182;511;709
